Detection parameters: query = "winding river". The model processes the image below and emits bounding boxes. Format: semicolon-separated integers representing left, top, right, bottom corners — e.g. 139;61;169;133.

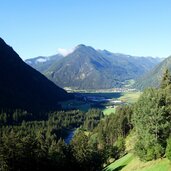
64;129;76;144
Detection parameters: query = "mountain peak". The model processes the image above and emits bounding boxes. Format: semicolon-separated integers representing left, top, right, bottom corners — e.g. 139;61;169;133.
0;37;23;64
76;44;86;48
0;37;5;44
74;44;96;54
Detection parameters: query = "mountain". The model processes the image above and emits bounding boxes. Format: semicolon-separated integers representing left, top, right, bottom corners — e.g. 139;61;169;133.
25;54;63;72
134;56;171;90
26;44;162;89
0;38;71;113
99;50;162;79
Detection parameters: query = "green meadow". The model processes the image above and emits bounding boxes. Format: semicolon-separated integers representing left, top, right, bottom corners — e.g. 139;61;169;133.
104;154;171;171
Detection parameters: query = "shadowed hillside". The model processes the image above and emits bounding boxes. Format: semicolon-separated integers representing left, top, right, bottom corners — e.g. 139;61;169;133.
0;38;71;113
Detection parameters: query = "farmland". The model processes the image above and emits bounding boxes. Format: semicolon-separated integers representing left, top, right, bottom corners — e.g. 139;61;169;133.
60;90;141;116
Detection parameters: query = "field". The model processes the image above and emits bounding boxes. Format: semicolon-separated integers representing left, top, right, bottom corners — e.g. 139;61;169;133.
122;157;171;171
119;91;142;103
60;91;141;114
103;153;171;171
102;107;116;115
103;153;134;171
102;91;141;115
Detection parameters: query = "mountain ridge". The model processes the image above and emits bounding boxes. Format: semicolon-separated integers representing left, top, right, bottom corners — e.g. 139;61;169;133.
26;44;163;90
134;55;171;90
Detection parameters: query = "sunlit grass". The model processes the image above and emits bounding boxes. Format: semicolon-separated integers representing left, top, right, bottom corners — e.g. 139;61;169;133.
103;107;116;115
103;153;134;171
119;91;142;103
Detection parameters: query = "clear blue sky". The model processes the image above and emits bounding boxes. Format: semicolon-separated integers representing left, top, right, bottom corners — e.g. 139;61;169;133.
1;0;171;59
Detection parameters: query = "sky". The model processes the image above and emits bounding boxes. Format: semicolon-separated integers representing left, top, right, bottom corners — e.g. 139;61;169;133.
1;0;171;59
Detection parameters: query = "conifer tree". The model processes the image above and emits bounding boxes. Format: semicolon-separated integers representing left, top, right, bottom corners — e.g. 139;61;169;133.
160;68;171;89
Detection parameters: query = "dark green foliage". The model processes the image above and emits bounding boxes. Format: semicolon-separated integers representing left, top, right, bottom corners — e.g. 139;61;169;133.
132;88;169;160
83;109;104;131
91;105;132;162
132;70;171;161
114;136;126;158
160;69;171;89
0;109;33;126
0;105;132;171
0;108;106;171
71;130;104;171
95;105;132;146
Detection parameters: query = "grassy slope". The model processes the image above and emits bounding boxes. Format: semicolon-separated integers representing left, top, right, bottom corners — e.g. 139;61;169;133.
103;153;134;171
123;157;171;171
104;130;171;171
103;154;171;171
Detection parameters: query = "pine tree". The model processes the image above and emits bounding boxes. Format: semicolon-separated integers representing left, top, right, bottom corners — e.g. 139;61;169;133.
160;69;171;89
132;87;171;161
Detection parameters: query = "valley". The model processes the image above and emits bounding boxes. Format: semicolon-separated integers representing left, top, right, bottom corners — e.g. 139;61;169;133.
0;37;170;171
2;0;171;170
60;88;141;114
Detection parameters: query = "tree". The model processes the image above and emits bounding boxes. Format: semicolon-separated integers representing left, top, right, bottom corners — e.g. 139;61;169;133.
48;139;68;170
132;87;171;161
71;130;103;171
160;69;171;89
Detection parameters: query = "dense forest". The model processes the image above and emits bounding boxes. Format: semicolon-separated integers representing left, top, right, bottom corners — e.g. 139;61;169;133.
0;106;131;170
1;69;171;171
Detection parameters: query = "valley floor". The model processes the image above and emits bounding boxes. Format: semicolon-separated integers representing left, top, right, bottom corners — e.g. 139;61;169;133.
60;91;141;114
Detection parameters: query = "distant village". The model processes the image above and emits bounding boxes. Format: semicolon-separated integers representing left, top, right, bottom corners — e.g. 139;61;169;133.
64;87;136;93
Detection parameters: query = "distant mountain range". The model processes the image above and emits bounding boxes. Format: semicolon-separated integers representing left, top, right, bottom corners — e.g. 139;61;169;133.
26;44;162;90
134;56;171;90
0;38;71;113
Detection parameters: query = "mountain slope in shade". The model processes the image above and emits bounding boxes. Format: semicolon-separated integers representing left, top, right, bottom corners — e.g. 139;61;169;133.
26;45;162;89
0;38;71;113
134;56;171;90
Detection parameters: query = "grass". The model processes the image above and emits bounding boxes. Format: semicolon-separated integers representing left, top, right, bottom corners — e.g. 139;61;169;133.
140;159;171;171
103;153;171;171
103;131;171;171
122;157;171;171
103;153;134;171
60;91;141;113
103;107;116;115
119;91;142;103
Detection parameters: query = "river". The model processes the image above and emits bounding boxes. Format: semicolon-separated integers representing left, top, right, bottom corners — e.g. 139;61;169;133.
64;129;76;144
